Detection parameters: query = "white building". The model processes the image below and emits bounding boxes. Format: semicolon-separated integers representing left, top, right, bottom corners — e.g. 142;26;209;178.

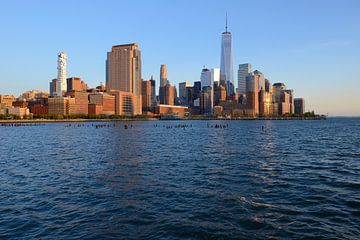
211;68;220;86
56;52;67;97
237;63;252;95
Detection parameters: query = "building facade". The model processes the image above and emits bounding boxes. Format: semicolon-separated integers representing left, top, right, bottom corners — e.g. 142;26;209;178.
294;98;305;114
56;52;67;97
237;63;252;95
220;16;234;96
106;43;142;115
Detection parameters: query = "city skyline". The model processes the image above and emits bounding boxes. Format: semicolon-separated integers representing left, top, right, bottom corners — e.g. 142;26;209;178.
0;0;359;116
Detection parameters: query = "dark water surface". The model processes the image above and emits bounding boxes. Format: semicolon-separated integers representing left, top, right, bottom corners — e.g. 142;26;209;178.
0;118;360;239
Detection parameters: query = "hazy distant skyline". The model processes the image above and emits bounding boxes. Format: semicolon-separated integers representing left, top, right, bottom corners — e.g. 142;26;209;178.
0;0;359;116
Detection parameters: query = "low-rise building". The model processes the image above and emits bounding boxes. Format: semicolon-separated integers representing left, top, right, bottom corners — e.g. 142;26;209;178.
154;105;188;118
89;93;115;115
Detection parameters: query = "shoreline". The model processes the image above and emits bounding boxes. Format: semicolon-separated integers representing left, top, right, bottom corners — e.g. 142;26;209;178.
0;116;326;123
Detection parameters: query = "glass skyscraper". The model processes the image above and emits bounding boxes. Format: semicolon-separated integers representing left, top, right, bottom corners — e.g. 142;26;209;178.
220;16;234;96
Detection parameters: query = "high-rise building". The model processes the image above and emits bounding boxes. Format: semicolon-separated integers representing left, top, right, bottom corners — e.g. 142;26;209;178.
106;43;142;115
150;76;156;107
164;84;175;106
237;64;252;95
141;80;152;112
294;98;305;114
283;89;294;114
200;68;214;114
211;68;220;85
246;72;260;116
56;52;67;97
220;15;234;96
193;81;202;100
160;64;167;87
253;70;266;91
179;81;190;103
49;79;58;97
280;91;291;115
259;90;273;116
200;86;213;115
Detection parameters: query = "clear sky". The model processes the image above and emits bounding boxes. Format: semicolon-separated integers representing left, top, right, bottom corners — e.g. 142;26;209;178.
0;0;359;116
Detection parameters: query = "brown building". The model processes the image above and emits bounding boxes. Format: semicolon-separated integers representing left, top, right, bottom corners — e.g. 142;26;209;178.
164;84;175;106
280;91;291;115
108;90;141;116
67;77;87;92
88;104;103;115
48;97;75;115
259;90;273;116
154;105;188;118
106;43;142;115
0;95;16;108
12;100;28;108
89;93;115;115
141;80;152;112
30;104;49;115
214;85;226;105
65;91;89;115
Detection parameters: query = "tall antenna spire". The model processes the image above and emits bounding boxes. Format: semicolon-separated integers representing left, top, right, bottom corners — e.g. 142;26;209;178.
225;12;228;32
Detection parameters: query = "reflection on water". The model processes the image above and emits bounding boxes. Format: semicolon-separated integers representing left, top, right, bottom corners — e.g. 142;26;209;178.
0;119;360;239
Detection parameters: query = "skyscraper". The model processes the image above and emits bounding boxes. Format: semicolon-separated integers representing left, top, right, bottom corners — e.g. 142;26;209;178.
220;15;234;96
179;81;190;103
106;43;141;96
106;43;142;115
237;64;252;95
56;52;67;97
160;64;167;87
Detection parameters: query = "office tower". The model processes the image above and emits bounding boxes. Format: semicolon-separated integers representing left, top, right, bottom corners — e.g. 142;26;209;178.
179;81;190;103
49;79;58;97
160;64;168;87
280;91;291;115
214;85;226;105
211;68;220;85
106;43;142;115
159;64;169;104
246;72;260;116
200;86;213;115
283;89;294;114
237;64;252;95
193;81;202;100
294;98;305;114
220;15;234;96
201;68;211;88
149;76;156;108
67;77;87;92
265;79;271;92
48;97;74;115
164;84;175;106
253;70;265;91
56;52;67;97
200;67;214;114
141;80;152;112
259;90;273;116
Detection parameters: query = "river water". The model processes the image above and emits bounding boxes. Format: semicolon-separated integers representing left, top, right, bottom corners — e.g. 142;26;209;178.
0;118;359;239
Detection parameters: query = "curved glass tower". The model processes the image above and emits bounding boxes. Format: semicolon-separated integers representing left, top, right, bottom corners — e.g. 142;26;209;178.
220;15;234;96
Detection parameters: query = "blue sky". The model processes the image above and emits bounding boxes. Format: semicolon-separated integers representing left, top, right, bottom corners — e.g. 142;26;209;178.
0;0;359;116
